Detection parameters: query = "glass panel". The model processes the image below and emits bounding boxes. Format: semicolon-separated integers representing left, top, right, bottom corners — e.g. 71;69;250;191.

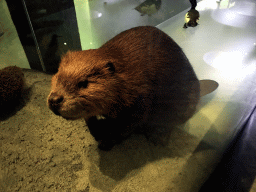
4;0;198;73
5;0;82;73
0;0;30;70
22;0;82;73
74;0;197;50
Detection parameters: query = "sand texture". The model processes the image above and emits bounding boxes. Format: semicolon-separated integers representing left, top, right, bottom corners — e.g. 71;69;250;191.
0;69;217;192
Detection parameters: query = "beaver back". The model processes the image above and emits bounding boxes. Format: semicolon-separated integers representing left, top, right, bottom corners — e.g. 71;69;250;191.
99;26;200;125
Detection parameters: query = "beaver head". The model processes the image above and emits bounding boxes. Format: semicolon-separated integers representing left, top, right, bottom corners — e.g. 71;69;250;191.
47;50;142;121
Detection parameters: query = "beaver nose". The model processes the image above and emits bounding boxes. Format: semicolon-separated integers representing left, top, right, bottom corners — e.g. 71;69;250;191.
48;93;64;106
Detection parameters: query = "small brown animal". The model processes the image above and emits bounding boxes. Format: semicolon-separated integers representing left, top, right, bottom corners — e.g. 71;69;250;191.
48;26;200;150
0;66;24;110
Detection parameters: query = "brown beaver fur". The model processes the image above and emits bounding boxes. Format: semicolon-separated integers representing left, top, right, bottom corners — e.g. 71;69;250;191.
0;66;25;110
48;26;200;150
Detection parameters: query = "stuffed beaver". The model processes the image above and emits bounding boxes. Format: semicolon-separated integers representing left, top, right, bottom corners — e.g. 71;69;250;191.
0;66;25;112
48;26;200;150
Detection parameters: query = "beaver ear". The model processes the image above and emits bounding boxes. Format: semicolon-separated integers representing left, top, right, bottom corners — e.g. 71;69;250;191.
106;62;115;74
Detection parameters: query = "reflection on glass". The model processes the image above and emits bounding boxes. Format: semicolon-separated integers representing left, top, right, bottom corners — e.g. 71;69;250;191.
203;51;256;79
135;0;162;16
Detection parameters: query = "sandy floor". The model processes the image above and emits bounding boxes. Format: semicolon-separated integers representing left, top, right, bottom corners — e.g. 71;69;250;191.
0;69;216;192
0;69;93;191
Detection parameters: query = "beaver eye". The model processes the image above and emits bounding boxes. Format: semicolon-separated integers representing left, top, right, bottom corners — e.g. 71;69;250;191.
106;62;115;74
78;80;88;88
